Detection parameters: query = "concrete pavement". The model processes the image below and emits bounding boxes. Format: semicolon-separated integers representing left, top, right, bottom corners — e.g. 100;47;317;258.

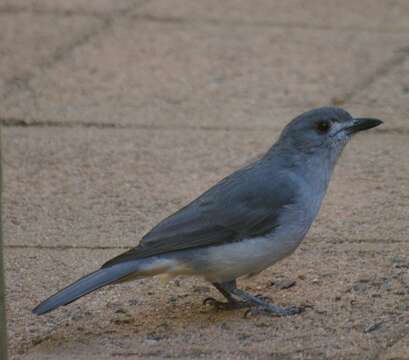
2;1;409;359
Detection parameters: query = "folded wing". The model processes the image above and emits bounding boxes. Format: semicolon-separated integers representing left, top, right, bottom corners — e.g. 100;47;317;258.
103;160;298;268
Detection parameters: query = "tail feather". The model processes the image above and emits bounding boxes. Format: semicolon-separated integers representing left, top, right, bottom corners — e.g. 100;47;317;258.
32;261;142;315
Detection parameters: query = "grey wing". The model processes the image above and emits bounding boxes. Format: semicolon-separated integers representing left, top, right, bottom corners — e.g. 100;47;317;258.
102;162;298;268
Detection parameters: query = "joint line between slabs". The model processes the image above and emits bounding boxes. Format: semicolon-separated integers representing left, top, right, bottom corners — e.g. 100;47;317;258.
1;118;408;135
5;244;132;250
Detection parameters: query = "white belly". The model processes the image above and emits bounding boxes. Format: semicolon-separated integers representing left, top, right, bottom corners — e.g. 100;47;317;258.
154;201;318;284
162;224;307;283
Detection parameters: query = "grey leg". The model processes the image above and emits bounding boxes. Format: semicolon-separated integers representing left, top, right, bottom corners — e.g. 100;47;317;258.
230;288;303;316
213;281;237;302
203;280;248;310
206;281;304;316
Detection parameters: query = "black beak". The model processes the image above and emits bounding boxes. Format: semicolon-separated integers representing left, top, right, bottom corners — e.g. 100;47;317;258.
346;118;383;134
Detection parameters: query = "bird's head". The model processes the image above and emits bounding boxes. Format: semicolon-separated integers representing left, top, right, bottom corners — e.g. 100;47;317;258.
277;107;382;163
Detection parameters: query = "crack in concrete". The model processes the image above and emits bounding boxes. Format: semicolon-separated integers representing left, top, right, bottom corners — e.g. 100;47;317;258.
374;127;409;135
1;0;150;103
3;18;110;99
343;45;409;102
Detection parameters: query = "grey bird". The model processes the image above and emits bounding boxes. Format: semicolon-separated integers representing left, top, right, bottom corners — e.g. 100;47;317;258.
33;107;382;317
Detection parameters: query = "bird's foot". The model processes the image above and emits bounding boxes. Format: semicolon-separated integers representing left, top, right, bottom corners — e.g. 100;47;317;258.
203;297;248;311
228;287;306;317
244;304;305;318
254;294;273;303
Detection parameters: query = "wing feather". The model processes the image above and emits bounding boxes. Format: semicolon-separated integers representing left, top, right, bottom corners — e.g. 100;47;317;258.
102;159;298;268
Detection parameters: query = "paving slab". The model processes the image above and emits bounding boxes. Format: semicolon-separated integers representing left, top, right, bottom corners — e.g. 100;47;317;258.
0;12;102;97
6;239;409;359
0;0;136;14
4;127;407;249
1;17;408;128
136;0;409;32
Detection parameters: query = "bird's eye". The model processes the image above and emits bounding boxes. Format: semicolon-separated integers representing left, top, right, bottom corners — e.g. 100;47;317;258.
316;120;331;133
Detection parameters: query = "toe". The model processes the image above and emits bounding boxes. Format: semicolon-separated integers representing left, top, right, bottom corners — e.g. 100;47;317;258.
283;305;306;316
255;294;273;302
244;304;306;318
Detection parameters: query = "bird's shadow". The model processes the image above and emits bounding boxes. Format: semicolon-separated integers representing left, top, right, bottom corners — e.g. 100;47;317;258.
24;296;249;356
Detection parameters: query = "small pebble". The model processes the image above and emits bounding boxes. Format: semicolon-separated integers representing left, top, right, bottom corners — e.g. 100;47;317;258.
128;299;140;306
193;286;210;294
364;322;383;333
271;279;296;289
115;308;128;314
352;282;368;293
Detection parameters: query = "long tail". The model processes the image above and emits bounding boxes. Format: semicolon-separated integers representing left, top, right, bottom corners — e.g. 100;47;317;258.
32;261;145;315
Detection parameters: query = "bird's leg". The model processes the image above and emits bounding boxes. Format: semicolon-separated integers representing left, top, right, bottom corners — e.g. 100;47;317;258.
203;280;248;310
230;287;304;317
205;280;304;316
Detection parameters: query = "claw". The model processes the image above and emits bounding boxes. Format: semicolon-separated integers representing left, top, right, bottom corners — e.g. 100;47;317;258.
282;305;305;315
203;297;218;306
255;294;273;302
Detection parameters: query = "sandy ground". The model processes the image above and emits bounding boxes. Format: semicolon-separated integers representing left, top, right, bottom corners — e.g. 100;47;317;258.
2;1;409;359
